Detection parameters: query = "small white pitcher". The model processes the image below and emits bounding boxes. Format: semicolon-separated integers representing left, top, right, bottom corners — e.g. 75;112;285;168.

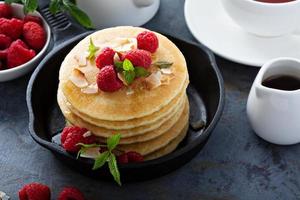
247;58;300;145
76;0;160;29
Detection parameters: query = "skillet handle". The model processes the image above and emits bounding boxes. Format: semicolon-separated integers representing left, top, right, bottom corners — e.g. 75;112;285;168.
38;1;89;47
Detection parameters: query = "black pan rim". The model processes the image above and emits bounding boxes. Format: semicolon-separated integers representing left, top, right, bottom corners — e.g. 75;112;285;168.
26;31;225;169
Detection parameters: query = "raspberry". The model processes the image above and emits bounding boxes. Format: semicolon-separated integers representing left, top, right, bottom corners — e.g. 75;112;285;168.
0;60;3;70
117;153;129;164
19;182;50;200
23;22;46;51
0;34;11;49
95;47;115;69
0;49;7;60
57;187;85;200
0;18;23;40
0;3;13;18
24;15;43;25
122;49;152;69
137;31;159;53
7;39;36;68
61;126;96;153
127;151;144;163
96;65;123;92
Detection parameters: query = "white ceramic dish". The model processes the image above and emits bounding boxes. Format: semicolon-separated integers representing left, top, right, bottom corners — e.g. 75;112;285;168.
184;0;300;67
0;3;51;82
247;57;300;145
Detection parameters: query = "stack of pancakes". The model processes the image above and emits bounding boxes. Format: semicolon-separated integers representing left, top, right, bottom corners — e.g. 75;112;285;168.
57;27;189;160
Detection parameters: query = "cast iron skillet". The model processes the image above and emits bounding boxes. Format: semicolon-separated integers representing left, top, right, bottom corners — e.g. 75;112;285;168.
26;31;224;182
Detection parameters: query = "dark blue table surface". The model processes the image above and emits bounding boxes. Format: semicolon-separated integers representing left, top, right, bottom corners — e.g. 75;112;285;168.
1;0;300;199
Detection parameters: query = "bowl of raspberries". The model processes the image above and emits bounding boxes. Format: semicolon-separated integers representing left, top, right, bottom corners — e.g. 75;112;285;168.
0;2;51;82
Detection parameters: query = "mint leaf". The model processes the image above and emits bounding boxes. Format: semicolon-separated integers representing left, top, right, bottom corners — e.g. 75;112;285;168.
114;61;123;72
123;70;135;85
107;134;121;151
154;61;173;69
87;38;99;60
76;143;101;148
49;0;62;14
5;0;21;4
92;151;110;170
108;154;121;186
135;67;150;77
62;0;94;29
23;0;38;14
122;59;134;71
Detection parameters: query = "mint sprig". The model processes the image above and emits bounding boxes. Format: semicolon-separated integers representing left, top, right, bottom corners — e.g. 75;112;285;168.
87;38;99;60
83;134;122;186
114;59;150;85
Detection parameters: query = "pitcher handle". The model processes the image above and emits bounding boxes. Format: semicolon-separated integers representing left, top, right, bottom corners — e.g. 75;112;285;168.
132;0;155;7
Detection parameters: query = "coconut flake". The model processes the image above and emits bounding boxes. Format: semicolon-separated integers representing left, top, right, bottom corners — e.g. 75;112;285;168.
74;53;87;67
145;71;162;89
83;131;92;138
114;38;137;52
80;147;101;159
161;68;173;75
126;88;134;95
69;68;89;88
81;84;98;94
117;73;128;86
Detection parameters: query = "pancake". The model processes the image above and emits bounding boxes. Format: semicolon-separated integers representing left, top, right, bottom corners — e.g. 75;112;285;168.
61;80;188;130
59;26;188;121
58;88;187;141
117;100;189;155
144;123;189;160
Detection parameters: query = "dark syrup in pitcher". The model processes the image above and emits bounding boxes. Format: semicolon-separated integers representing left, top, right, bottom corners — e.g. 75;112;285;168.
262;75;300;91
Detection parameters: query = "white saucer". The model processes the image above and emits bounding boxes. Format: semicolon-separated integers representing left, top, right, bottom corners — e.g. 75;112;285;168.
184;0;300;67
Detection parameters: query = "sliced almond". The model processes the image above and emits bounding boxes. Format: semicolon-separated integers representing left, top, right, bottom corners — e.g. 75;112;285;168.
80;147;101;159
69;68;89;88
81;83;98;94
145;71;162;89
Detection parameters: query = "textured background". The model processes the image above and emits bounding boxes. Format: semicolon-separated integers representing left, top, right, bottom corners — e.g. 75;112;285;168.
1;0;300;199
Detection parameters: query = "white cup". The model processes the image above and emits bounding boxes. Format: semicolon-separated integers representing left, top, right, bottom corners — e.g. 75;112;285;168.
221;0;300;37
76;0;160;29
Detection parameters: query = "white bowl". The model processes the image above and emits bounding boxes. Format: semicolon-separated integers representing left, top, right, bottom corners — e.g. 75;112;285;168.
0;3;51;82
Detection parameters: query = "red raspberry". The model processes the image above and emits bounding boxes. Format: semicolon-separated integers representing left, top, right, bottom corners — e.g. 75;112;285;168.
0;3;13;18
23;22;46;51
0;49;7;60
95;47;115;69
0;18;23;40
61;126;96;153
7;39;36;68
0;60;3;70
0;34;11;49
117;153;129;164
24;15;43;25
137;31;159;53
19;182;51;200
96;65;123;92
127;151;144;163
122;49;152;69
58;187;85;200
